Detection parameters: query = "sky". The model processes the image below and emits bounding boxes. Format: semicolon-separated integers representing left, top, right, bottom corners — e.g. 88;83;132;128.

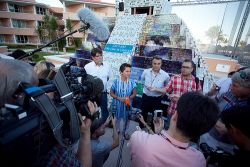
36;0;250;44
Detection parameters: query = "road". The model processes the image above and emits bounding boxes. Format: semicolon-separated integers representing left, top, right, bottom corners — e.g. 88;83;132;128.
101;120;139;167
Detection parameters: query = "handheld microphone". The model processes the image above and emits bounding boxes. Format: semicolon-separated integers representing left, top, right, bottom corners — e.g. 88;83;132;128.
77;8;110;41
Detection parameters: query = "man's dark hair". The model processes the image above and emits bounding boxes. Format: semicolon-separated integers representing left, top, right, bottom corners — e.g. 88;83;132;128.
90;118;105;135
221;105;250;138
91;48;103;57
119;63;131;73
176;92;219;139
183;59;194;68
228;71;235;77
152;56;162;61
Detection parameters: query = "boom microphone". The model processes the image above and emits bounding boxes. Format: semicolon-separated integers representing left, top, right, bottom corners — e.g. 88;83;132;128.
77;8;110;41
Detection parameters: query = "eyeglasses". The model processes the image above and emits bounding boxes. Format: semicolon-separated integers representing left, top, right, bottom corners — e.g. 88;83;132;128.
239;70;249;81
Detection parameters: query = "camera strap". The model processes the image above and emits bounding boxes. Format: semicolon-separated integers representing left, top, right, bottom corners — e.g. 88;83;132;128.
53;67;81;147
23;86;70;147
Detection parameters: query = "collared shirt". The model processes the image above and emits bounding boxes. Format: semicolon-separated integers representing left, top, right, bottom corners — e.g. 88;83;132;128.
141;68;170;97
128;130;206;167
215;77;232;99
165;74;202;115
217;91;248;112
84;61;112;91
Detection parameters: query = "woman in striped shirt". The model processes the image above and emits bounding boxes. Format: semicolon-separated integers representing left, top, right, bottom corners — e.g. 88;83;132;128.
110;63;137;140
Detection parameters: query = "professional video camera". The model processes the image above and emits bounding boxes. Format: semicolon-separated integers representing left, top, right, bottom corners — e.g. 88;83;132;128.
0;60;104;167
200;143;232;166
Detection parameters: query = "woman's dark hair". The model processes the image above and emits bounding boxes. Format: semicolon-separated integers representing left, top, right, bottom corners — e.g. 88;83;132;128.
119;63;131;73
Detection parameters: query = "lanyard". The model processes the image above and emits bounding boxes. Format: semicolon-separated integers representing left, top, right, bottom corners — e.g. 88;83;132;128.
151;71;159;86
160;133;188;150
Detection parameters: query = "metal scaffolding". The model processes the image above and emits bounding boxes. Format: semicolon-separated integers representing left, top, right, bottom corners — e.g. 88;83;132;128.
171;0;247;6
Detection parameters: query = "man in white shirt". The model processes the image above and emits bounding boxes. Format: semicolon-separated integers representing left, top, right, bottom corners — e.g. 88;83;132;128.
84;48;112;121
139;56;170;129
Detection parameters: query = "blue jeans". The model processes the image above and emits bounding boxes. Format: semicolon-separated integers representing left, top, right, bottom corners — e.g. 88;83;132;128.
100;92;109;121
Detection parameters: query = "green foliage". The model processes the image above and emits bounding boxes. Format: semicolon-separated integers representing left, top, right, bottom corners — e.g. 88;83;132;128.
32;52;55;62
66;46;76;53
58;38;66;49
74;38;82;48
1;44;38;49
206;26;228;45
66;18;72;32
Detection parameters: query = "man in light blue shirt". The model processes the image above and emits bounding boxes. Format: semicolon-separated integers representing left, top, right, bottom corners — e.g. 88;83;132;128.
139;56;170;129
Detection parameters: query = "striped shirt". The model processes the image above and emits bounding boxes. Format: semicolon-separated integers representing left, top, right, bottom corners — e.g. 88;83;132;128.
111;79;136;119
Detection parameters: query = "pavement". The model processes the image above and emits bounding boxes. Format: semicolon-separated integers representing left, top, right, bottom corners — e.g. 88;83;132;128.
101;120;139;167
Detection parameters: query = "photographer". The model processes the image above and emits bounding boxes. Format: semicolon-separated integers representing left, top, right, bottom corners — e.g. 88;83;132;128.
0;59;96;167
128;92;219;167
90;115;119;167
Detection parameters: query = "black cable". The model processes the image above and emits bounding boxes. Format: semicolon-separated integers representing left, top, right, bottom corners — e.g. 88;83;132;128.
116;114;129;167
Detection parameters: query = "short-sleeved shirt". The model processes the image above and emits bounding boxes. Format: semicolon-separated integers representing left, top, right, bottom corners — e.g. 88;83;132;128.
128;130;206;167
165;74;201;115
111;78;136;119
91;139;112;167
141;68;170;97
84;61;112;91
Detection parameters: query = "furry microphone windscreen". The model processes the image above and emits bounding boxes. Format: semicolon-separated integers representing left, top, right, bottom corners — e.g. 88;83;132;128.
77;8;110;41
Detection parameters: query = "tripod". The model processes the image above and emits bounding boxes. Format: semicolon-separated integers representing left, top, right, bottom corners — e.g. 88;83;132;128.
116;111;129;167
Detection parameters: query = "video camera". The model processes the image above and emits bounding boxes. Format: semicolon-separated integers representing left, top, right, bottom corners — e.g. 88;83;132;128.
0;60;103;166
200;143;232;166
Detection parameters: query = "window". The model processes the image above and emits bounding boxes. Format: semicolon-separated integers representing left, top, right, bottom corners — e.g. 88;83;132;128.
36;7;46;15
131;7;154;15
9;3;22;13
37;21;44;27
0;35;4;43
16;35;28;43
12;19;26;28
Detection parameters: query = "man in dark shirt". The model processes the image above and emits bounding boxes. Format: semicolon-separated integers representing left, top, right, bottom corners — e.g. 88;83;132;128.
218;105;250;167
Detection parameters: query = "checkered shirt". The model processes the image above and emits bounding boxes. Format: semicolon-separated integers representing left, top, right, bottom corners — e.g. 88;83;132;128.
165;74;202;115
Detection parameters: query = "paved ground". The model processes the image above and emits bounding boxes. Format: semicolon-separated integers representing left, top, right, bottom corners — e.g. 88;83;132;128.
100;120;139;167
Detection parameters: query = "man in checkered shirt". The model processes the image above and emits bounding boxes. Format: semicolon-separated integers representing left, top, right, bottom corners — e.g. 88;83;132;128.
149;59;202;116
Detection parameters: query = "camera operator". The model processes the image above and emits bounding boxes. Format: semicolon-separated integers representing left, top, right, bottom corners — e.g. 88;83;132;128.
0;59;96;167
90;115;119;167
0;59;38;106
215;105;250;167
128;92;219;167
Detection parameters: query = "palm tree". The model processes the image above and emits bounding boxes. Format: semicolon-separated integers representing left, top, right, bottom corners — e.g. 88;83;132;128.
66;18;75;46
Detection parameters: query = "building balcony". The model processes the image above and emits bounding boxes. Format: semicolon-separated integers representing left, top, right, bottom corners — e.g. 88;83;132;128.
0;11;43;21
63;12;79;21
0;27;36;36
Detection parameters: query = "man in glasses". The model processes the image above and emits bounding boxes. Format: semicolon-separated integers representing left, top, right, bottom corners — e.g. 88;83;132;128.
149;59;201;117
201;68;250;154
84;48;112;121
